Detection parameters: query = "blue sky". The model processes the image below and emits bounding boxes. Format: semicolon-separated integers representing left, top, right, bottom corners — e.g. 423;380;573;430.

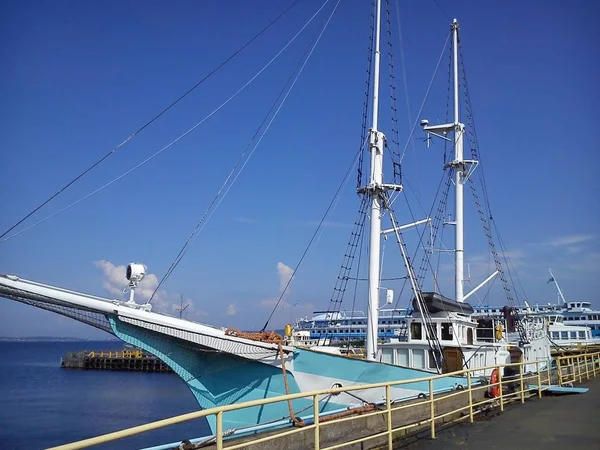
1;0;598;339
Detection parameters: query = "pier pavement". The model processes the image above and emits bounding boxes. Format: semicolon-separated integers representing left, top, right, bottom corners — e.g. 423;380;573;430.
398;376;600;449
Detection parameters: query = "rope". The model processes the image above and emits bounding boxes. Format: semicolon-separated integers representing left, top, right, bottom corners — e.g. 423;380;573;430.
278;343;305;427
224;328;283;344
398;31;450;165
356;0;376;189
1;0;330;244
0;0;301;241
150;0;341;304
262;142;363;332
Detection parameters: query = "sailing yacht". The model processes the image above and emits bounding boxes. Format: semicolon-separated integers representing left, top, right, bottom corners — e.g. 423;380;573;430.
0;1;474;437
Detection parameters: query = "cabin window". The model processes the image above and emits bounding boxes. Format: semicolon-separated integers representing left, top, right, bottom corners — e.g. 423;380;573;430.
441;323;453;341
411;322;423;340
561;332;568;339
413;349;425;369
397;349;409;366
578;331;586;339
551;331;559;339
428;350;438;369
381;349;393;364
570;332;577;339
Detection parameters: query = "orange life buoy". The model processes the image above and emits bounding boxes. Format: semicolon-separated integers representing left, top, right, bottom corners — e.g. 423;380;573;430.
489;368;500;397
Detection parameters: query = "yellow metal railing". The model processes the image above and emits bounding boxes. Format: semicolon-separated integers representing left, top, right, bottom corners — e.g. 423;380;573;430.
49;353;599;450
87;350;144;359
556;351;600;386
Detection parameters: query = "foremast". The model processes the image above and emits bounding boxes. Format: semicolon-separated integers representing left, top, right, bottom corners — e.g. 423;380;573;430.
359;0;402;361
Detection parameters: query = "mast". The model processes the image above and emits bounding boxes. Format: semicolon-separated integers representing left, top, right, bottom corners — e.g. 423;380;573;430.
451;19;465;304
549;268;567;305
365;0;384;361
421;19;470;303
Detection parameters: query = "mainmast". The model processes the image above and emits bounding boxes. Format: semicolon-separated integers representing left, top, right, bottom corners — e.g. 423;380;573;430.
451;19;465;304
422;19;473;303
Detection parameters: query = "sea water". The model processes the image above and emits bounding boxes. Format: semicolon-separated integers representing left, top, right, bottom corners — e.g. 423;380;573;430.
0;341;210;449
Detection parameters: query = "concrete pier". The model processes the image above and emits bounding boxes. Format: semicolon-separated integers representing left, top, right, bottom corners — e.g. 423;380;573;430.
61;349;172;372
399;376;600;449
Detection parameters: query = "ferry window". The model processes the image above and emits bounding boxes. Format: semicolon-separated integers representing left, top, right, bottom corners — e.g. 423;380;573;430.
578;331;586;339
397;349;408;366
561;332;568;339
575;317;580;321
570;332;577;339
411;322;422;340
413;349;425;369
441;323;453;341
551;332;559;339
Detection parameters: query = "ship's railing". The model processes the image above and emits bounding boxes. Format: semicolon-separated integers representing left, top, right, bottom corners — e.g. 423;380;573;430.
48;354;599;450
555;350;600;386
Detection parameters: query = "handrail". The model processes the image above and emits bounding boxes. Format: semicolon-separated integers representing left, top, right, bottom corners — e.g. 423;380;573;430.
48;351;600;450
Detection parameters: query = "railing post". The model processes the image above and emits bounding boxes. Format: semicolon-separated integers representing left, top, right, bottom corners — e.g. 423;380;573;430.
216;411;223;450
519;363;525;404
429;379;435;439
585;354;590;380
313;394;320;450
467;372;473;423
557;357;562;386
386;384;392;449
536;361;542;398
498;366;504;412
578;356;583;383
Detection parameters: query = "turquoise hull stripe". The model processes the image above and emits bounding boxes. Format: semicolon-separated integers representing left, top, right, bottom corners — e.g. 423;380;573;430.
294;348;468;393
108;317;347;433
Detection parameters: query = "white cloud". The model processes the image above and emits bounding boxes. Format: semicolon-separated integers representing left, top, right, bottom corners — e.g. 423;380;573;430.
94;260;205;317
545;234;595;247
277;262;294;294
226;304;238;316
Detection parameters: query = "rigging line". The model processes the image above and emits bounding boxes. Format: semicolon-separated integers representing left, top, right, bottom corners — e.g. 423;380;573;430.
394;1;417;183
0;0;301;241
350;219;366;323
0;0;331;245
151;0;343;304
262;139;363;332
431;0;451;21
398;31;450;165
